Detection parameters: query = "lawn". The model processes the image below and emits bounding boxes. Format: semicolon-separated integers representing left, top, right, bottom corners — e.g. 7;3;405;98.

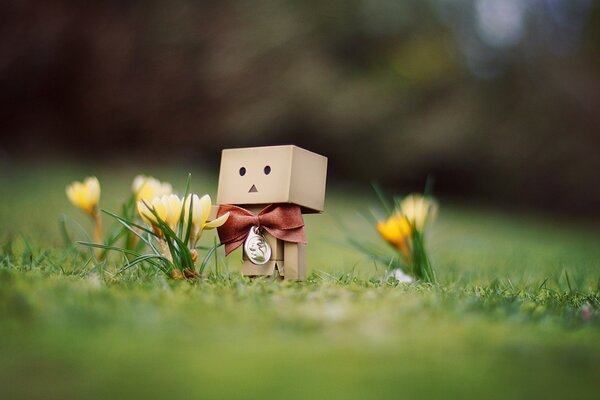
1;163;600;400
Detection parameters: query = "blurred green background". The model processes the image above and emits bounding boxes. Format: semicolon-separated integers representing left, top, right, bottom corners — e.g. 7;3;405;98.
2;2;600;399
1;0;599;214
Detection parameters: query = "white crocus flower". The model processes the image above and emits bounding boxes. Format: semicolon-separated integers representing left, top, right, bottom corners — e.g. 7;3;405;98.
137;194;182;231
183;194;229;246
66;176;101;216
400;194;438;231
132;175;173;201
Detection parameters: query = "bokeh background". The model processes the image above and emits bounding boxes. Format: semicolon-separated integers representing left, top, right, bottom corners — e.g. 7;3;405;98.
1;0;599;214
2;4;600;399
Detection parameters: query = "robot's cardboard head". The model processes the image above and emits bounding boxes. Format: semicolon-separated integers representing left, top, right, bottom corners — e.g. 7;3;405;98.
216;145;327;213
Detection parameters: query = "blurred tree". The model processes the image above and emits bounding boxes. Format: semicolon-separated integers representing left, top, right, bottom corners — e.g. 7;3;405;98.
0;0;598;213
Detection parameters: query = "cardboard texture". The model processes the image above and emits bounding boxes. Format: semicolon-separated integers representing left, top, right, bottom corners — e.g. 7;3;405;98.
215;145;327;281
240;243;305;279
283;242;306;280
217;145;327;213
241;259;282;278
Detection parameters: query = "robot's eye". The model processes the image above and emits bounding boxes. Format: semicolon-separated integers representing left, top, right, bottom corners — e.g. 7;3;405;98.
239;167;246;176
264;165;271;175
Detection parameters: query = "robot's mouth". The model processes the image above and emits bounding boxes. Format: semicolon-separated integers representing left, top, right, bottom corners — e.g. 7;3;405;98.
248;184;258;193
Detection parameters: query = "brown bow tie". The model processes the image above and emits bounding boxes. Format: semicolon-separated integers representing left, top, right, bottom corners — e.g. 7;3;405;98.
217;204;306;256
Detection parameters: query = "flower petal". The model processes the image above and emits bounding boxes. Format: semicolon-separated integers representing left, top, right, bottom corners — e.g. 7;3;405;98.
132;175;146;193
199;194;212;226
137;200;155;225
204;212;229;229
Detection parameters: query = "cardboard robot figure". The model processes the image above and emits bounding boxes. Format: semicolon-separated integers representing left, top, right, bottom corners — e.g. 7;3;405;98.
213;145;327;280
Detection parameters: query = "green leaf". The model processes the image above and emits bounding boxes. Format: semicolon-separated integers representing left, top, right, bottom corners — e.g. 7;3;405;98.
77;241;144;258
58;215;73;247
102;209;157;238
118;254;171;274
371;181;394;215
199;241;221;275
183;193;194;247
177;173;192;238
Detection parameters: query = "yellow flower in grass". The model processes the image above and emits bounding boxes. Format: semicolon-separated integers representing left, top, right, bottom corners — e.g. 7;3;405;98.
183;194;229;246
400;194;437;230
377;213;412;260
132;175;173;201
377;194;437;262
66;177;101;216
137;194;182;231
376;194;438;283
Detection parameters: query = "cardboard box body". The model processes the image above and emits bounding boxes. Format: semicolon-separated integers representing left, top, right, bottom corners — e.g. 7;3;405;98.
216;145;327;213
241;242;306;280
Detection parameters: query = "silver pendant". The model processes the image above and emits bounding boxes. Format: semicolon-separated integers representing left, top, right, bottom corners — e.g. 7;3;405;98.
244;226;272;265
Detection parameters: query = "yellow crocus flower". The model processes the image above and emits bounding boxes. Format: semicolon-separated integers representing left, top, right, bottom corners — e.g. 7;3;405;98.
66;177;101;216
66;176;103;251
377;213;412;260
132;175;173;201
137;194;182;231
183;194;229;246
400;194;437;231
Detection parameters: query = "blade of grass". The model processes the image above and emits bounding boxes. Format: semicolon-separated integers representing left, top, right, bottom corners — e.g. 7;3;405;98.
183;193;194;246
102;209;157;238
118;254;171;274
199;242;221;275
77;242;145;258
424;174;436;197
565;269;573;294
371;181;394;215
58;215;73;247
177;173;192;237
60;214;91;242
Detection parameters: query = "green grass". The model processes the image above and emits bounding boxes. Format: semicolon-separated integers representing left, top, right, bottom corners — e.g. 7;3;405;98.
1;164;600;400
